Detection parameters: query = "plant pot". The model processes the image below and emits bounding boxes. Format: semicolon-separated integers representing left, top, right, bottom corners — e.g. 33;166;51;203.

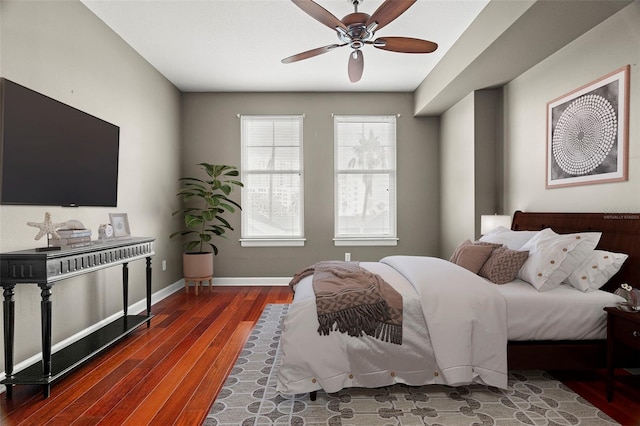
182;252;214;278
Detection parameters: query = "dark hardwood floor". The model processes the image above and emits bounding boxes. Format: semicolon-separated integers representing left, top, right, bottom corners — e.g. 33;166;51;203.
1;286;638;425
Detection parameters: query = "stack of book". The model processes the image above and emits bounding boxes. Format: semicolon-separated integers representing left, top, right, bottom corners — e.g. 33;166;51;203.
50;229;92;248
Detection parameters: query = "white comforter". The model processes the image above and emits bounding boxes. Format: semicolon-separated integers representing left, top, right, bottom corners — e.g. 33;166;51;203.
276;256;508;395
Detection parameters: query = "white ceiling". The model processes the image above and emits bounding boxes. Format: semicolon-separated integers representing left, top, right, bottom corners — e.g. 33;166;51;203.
81;0;489;92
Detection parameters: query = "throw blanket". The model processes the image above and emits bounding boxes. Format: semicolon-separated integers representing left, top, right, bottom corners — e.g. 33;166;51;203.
289;261;403;344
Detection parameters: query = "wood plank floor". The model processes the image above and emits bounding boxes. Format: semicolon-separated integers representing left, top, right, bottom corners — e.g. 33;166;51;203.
1;286;638;425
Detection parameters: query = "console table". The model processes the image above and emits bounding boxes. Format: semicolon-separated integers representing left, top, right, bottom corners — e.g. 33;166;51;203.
0;237;154;399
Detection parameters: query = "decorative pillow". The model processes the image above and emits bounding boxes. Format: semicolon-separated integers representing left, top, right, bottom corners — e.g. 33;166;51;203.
479;246;529;284
517;228;601;292
449;239;472;263
454;244;497;274
449;240;500;274
478;226;539;250
565;250;629;291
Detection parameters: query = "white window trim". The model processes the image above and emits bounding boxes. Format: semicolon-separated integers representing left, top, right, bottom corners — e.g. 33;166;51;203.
240;238;306;247
333;114;398;245
240;114;305;247
333;238;398;247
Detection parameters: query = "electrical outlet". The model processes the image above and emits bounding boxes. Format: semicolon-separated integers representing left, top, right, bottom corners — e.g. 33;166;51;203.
345;253;351;261
162;260;167;271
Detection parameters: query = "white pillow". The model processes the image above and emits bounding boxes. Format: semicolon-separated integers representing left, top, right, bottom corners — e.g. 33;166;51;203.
478;226;539;250
565;250;629;292
517;228;601;291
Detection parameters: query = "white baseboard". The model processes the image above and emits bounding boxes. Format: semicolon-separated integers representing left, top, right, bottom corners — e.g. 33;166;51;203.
0;278;185;394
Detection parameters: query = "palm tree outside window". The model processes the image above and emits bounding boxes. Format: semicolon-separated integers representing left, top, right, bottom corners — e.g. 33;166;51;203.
334;115;397;246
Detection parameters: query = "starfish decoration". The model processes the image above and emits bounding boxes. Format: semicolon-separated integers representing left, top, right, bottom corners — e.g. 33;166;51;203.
27;212;67;240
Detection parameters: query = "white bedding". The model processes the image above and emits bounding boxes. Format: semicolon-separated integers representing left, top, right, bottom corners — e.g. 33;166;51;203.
276;255;624;397
495;278;623;340
276;256;508;395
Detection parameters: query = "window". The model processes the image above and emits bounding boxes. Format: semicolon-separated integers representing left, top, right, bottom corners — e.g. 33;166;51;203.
334;115;397;246
240;115;304;246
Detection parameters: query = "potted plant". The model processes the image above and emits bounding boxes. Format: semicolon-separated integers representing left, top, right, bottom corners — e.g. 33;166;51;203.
170;163;243;279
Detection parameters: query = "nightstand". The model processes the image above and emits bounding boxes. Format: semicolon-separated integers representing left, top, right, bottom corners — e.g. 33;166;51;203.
605;306;640;401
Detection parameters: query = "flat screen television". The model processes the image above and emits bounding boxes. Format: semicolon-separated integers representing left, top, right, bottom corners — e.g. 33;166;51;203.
0;78;119;207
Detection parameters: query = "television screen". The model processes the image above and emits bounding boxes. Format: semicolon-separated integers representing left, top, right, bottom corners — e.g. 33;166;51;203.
0;78;119;207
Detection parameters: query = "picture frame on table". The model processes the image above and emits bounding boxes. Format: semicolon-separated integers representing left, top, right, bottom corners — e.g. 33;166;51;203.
546;65;629;189
109;213;131;238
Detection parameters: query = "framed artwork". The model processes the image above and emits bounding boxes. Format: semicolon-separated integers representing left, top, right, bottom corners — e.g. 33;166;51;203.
546;65;629;188
109;213;131;238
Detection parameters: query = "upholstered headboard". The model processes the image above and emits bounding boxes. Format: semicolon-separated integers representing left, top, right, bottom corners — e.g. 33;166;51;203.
511;211;640;292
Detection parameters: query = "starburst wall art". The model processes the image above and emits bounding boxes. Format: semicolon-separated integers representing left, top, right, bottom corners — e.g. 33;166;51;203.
546;65;629;188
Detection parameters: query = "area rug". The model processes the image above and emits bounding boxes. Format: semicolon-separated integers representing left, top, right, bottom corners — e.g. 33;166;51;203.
204;304;617;425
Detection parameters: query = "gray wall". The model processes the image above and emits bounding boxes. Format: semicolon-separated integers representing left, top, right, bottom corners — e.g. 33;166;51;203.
440;90;501;258
440;2;639;255
0;1;183;371
440;93;475;258
181;92;440;277
502;1;640;213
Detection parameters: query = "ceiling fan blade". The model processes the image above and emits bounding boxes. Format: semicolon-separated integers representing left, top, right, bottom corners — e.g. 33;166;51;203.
373;37;438;53
292;0;347;31
348;50;364;83
366;0;416;31
282;44;343;64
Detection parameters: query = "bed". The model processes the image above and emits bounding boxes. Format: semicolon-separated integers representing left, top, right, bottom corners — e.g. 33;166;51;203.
275;211;640;397
506;211;640;370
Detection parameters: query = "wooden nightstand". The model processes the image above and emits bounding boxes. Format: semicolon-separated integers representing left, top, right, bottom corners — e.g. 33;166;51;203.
605;306;640;401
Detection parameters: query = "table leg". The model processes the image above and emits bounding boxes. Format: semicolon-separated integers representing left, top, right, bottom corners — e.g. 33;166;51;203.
122;262;129;317
606;313;614;402
146;257;152;327
39;283;53;399
2;285;15;399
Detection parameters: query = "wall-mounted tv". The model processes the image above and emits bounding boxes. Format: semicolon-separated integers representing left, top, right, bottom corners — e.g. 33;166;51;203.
0;78;119;207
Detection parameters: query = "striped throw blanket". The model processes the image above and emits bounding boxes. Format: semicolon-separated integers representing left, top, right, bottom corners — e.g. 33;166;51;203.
289;261;403;345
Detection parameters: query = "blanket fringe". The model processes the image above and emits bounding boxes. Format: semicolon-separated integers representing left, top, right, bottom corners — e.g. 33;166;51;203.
317;301;402;345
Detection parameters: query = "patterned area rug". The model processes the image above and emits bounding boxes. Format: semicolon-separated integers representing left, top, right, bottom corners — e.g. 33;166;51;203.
204;304;617;425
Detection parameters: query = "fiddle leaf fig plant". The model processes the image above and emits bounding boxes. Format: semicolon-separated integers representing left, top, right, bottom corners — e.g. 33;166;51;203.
170;163;243;255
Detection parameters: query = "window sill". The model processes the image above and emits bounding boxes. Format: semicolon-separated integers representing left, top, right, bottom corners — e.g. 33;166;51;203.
333;238;398;247
240;238;306;247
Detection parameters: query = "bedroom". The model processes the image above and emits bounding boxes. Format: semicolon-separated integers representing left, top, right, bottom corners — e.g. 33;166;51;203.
0;0;639;424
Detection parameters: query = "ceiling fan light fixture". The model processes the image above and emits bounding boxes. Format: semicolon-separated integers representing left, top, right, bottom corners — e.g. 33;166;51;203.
283;0;436;83
348;49;364;83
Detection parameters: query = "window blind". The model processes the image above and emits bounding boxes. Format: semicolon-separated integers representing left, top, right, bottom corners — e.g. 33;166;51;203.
334;115;397;244
240;115;304;244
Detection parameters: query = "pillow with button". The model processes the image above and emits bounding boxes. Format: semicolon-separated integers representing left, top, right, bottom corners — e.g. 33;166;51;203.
517;228;601;291
564;250;629;292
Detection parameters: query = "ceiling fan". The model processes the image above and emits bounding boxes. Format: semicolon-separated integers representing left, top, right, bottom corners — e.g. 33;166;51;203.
282;0;438;83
